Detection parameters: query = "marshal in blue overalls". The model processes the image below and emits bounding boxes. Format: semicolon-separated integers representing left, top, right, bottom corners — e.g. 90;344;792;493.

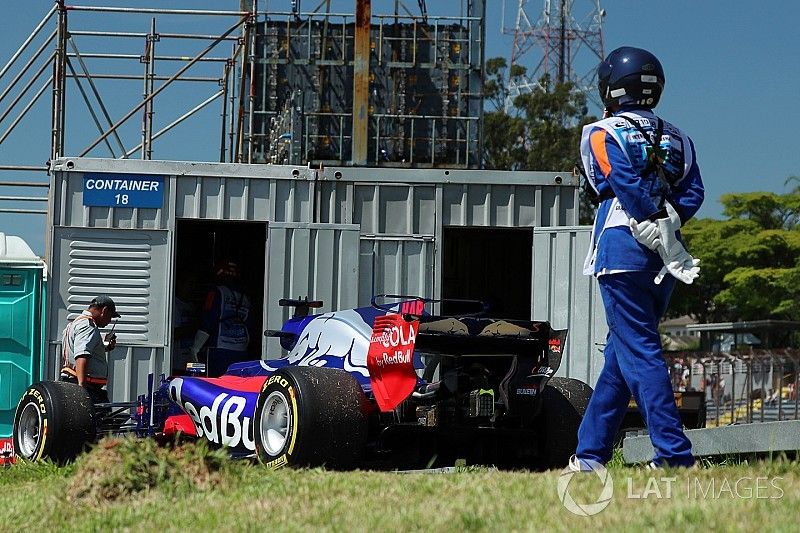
576;47;705;468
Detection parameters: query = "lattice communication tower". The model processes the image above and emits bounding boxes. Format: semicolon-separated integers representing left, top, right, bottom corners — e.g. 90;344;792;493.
502;0;605;112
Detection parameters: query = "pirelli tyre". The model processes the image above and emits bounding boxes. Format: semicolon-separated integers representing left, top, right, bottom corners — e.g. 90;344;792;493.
254;367;368;470
539;377;593;469
13;381;97;464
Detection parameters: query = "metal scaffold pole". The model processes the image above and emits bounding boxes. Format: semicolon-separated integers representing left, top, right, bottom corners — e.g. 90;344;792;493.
141;17;157;160
0;53;54;126
124;90;223;159
0;4;56;81
67;37;128;155
220;56;232;162
247;0;258;163
218;6;247;164
0;30;56;108
352;0;371;166
64;6;247;16
227;43;238;163
234;10;252;163
65;57;117;157
51;0;68;161
0;78;53;146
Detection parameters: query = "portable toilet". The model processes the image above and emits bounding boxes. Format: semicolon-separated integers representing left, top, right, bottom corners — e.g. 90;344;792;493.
0;233;46;439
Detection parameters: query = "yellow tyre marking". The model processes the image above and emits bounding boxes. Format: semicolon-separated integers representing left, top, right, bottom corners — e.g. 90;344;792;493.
35;418;47;461
287;387;299;455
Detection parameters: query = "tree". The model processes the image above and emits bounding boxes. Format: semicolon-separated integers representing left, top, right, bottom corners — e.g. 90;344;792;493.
482;58;598;223
720;191;800;230
671;188;800;322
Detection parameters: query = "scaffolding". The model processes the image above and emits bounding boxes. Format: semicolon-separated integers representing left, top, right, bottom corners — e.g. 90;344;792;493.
1;3;254;162
0;2;258;230
0;0;486;204
252;2;485;167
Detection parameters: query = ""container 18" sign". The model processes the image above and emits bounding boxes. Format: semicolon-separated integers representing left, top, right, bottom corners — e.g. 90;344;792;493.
83;173;165;208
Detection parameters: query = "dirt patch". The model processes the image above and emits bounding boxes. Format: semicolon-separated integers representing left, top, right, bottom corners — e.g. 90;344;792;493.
68;437;231;502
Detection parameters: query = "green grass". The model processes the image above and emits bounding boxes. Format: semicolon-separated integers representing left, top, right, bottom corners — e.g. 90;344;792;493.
0;438;798;532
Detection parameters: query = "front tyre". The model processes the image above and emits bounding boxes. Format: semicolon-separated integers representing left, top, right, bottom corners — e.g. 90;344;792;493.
254;367;367;469
13;381;97;464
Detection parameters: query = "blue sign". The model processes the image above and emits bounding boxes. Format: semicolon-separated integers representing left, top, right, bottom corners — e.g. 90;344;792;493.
83;173;165;208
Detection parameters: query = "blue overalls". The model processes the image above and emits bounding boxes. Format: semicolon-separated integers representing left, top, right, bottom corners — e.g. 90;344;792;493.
577;106;704;466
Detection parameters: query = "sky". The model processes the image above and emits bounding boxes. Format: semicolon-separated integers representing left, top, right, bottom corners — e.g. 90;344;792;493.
1;0;799;256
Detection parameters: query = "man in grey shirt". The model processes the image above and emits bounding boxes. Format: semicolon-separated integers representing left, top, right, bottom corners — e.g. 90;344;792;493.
60;295;120;404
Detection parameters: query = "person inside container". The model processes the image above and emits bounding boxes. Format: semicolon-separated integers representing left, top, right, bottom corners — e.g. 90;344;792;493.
60;295;120;404
189;260;252;377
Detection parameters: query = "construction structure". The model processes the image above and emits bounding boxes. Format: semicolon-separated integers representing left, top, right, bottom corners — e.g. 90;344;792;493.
251;1;485;167
501;0;605;111
0;1;484;172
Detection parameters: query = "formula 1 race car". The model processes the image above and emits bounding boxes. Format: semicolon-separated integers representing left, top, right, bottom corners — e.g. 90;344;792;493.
12;295;592;470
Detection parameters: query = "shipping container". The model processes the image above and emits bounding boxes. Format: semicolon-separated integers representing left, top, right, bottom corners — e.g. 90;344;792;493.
46;157;604;400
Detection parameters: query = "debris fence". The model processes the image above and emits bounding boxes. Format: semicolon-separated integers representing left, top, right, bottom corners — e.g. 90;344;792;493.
665;350;800;427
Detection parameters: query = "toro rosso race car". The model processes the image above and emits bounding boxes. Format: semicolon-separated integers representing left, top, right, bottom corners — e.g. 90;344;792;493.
12;295;592;469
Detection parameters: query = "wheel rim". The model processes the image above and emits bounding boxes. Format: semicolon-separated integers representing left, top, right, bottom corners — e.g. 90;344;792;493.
17;401;42;458
260;391;291;456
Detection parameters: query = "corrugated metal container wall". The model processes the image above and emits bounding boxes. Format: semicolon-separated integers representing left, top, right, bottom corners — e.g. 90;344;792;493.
349;181;437;303
264;222;361;355
47;158;581;401
532;227;607;387
316;169;578;303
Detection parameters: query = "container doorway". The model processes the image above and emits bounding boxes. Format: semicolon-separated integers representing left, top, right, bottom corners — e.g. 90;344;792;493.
172;220;266;375
441;227;533;319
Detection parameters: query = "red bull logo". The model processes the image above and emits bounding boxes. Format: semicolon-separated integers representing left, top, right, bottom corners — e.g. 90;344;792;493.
168;378;256;451
549;338;562;354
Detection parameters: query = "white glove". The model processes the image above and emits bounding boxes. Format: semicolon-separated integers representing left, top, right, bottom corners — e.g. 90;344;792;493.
630;202;682;252
189;330;210;362
655;249;701;285
664;202;682;227
630;218;661;251
653;216;700;285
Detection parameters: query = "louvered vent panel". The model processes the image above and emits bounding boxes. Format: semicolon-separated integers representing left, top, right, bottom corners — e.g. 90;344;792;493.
66;238;153;343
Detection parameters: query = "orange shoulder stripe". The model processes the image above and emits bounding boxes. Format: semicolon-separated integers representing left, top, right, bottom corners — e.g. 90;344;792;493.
590;130;612;177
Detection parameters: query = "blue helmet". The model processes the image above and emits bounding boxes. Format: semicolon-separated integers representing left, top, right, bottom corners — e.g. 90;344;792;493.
598;47;665;109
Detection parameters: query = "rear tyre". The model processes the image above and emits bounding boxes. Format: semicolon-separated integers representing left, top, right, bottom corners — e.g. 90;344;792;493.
13;381;97;464
254;367;367;469
540;377;593;469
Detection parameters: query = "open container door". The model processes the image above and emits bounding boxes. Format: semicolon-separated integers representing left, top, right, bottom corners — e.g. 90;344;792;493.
264;222;360;357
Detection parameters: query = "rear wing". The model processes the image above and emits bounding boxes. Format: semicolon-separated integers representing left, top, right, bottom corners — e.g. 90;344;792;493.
415;316;567;373
372;294;567;372
365;313;568;415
